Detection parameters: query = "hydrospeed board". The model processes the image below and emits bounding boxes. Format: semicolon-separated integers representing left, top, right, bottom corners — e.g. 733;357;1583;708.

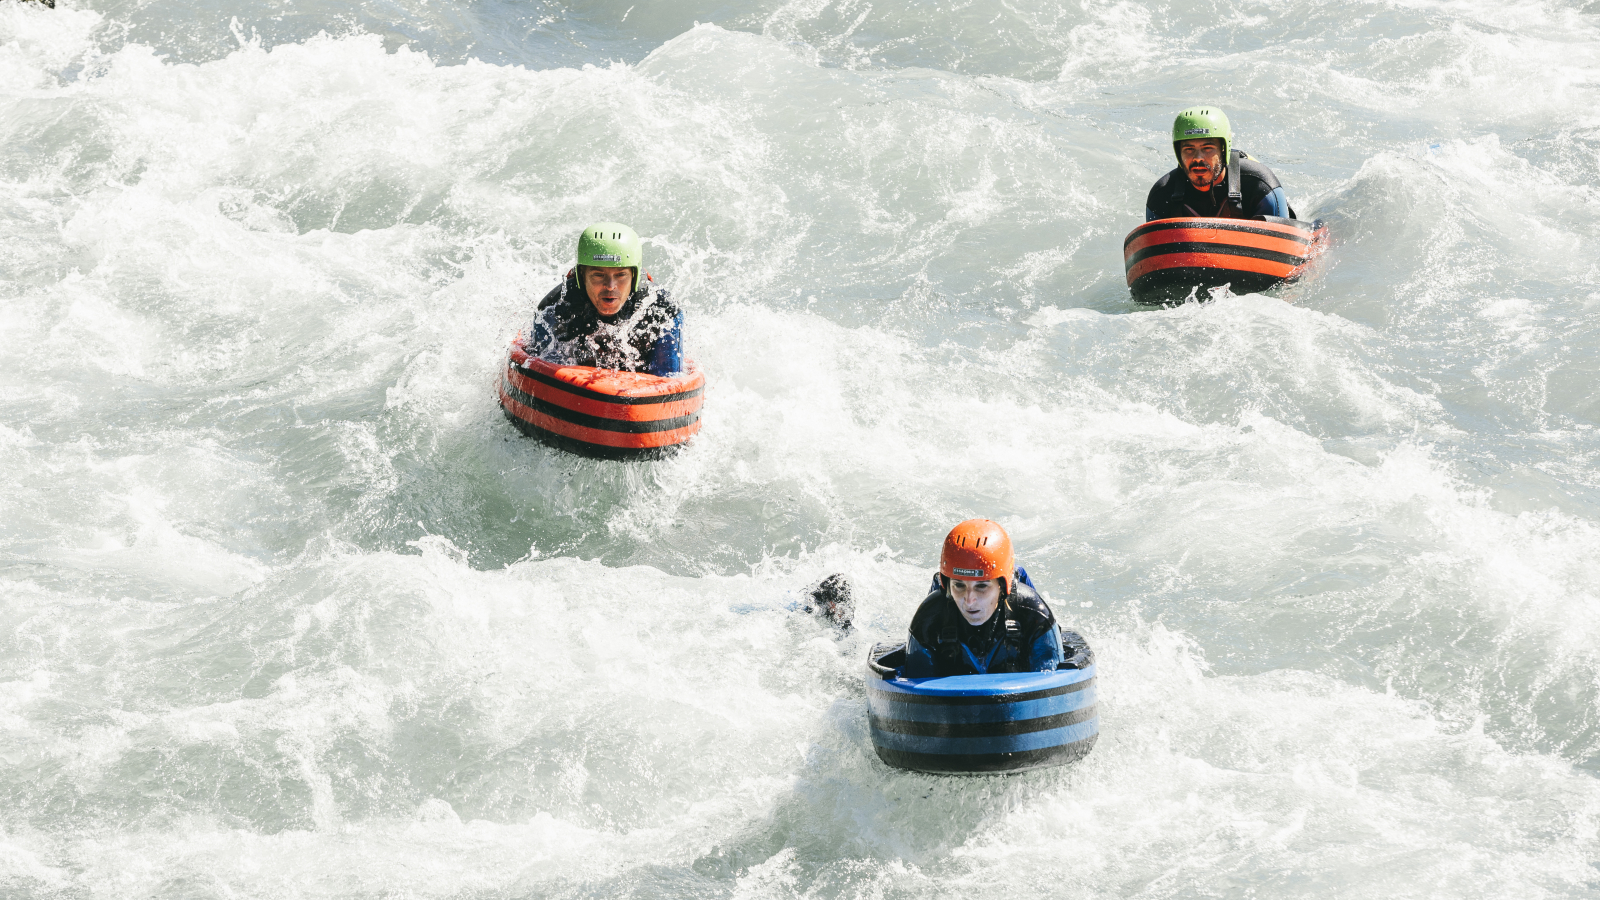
1124;216;1328;303
866;630;1098;775
500;339;705;460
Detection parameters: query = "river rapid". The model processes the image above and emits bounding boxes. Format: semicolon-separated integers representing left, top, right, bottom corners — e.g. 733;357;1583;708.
5;0;1600;896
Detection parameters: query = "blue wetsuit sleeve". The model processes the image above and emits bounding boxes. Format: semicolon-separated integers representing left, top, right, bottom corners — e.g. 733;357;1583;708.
1027;626;1065;672
646;312;684;377
1252;187;1289;218
1014;566;1035;591
903;632;936;678
529;318;560;361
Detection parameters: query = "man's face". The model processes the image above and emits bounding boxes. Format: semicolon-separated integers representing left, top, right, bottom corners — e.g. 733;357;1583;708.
583;266;634;316
948;576;1002;626
1177;138;1225;190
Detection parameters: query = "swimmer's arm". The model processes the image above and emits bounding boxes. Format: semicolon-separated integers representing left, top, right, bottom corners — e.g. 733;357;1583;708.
1029;625;1065;672
1252;187;1289;218
526;319;566;363
646;312;685;376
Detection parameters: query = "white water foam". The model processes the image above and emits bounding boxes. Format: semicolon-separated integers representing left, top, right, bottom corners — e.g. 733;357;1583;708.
5;0;1600;896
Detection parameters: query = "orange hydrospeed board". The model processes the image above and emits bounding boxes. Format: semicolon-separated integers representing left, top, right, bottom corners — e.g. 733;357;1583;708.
1124;216;1328;303
499;339;705;460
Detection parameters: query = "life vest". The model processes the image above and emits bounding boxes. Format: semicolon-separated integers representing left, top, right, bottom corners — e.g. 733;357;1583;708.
910;582;1057;676
1149;151;1292;221
529;270;680;372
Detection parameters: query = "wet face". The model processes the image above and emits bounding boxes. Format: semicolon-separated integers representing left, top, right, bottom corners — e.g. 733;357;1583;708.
947;576;1003;626
583;266;634;317
1177;138;1225;190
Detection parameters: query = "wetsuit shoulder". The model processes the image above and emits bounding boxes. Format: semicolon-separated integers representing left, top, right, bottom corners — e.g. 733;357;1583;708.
529;271;598;356
1235;153;1293;218
1004;583;1063;673
903;589;957;678
909;589;951;637
650;287;679;316
1007;583;1057;632
637;287;681;326
536;271;580;311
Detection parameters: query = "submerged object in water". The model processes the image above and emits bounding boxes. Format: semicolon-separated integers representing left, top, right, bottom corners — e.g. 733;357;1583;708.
1124;216;1328;303
866;629;1098;774
499;339;705;460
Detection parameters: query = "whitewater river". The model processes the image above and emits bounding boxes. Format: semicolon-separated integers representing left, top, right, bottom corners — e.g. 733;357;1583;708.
5;0;1600;896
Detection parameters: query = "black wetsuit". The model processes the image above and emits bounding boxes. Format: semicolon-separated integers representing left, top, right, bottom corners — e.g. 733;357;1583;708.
902;581;1064;677
525;270;684;375
1145;153;1294;221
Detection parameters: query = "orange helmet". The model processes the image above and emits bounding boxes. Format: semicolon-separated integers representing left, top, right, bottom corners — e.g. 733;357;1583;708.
939;519;1015;592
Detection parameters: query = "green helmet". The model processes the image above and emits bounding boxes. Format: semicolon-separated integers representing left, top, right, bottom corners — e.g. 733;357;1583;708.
1171;106;1232;164
576;222;642;271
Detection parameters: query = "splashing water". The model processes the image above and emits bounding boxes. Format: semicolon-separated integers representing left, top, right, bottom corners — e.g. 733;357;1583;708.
4;0;1600;896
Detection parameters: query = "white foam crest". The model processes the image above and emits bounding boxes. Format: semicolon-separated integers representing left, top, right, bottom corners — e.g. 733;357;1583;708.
597;303;1057;558
1026;297;1445;437
1375;139;1598;288
0;670;52;734
0;830;68;892
757;0;1158;79
0;1;101;92
595;294;1441;570
939;620;1600;896
39;540;1589;897
1054;0;1161;87
0;541;905;896
1314;138;1599;428
633;24;1109;314
1362;8;1600;129
4;27;788;250
23;811;624;898
41;207;442;393
0;431;277;598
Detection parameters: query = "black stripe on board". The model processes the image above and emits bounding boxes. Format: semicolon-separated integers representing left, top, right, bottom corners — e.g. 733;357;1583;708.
867;676;1095;707
873;734;1098;775
1124;219;1314;250
869;704;1098;738
503;380;701;435
501;406;686;461
510;359;705;406
1125;241;1304;270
